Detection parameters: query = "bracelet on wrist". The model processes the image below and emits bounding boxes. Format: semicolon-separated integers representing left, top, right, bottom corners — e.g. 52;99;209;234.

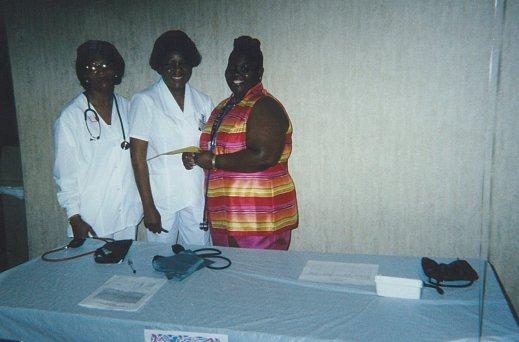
211;154;217;170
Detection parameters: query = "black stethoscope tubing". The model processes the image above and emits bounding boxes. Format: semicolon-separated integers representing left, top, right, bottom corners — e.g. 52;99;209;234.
41;237;114;262
192;247;232;270
83;93;130;150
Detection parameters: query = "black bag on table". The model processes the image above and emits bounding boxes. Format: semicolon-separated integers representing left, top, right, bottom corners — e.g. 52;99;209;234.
422;257;479;292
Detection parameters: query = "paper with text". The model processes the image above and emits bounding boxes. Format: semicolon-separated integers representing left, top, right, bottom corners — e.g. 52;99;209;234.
79;275;166;311
299;260;379;286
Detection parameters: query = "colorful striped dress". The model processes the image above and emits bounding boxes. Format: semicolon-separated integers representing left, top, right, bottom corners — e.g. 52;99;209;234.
199;83;298;248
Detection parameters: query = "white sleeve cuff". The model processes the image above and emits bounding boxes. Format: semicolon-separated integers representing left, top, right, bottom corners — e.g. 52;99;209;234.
129;134;149;142
65;206;80;219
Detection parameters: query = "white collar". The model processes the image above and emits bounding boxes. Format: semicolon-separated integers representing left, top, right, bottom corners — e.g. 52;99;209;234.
157;79;194;119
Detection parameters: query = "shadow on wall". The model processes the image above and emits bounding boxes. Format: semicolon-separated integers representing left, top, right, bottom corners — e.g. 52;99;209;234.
0;149;28;271
0;12;28;271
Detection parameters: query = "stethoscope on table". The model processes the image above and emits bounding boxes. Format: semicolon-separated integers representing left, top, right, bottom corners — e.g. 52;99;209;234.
84;93;130;150
41;236;113;262
172;244;231;270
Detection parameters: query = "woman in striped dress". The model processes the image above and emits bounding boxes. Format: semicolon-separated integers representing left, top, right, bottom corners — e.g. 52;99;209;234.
182;36;298;250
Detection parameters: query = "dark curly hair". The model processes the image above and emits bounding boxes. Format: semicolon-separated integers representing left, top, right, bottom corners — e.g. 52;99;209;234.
232;36;263;68
149;30;201;72
75;40;125;89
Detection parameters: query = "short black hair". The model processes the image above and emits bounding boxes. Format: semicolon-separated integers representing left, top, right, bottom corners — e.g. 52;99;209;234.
75;40;125;88
149;30;201;72
232;36;263;68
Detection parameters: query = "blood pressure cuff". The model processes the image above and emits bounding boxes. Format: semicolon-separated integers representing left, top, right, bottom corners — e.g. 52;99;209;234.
94;239;132;264
152;250;214;281
422;257;478;287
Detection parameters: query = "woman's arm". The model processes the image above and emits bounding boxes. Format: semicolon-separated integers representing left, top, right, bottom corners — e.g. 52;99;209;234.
53;117;97;238
130;137;163;233
196;96;288;172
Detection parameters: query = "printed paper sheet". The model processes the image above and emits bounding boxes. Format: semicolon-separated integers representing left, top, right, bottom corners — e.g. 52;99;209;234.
79;275;166;311
299;260;379;286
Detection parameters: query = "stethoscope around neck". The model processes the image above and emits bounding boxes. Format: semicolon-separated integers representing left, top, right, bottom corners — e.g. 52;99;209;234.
83;93;130;150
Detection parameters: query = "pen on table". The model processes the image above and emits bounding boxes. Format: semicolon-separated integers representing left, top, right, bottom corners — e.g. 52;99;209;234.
127;259;136;274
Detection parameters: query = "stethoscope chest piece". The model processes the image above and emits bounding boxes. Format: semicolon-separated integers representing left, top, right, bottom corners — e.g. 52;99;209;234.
120;141;130;150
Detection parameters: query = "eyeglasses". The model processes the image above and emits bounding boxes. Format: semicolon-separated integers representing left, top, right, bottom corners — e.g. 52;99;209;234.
83;61;114;74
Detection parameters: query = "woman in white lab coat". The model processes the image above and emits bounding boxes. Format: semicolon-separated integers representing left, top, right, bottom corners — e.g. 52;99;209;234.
130;30;212;245
53;40;142;240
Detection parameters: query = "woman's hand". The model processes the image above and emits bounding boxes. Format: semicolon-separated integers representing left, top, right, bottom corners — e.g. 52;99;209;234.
143;204;163;233
194;151;214;170
131;137;165;233
182;152;197;170
69;215;97;239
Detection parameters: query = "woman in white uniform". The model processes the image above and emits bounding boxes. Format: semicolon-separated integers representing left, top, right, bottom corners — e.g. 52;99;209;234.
53;40;142;240
130;30;212;245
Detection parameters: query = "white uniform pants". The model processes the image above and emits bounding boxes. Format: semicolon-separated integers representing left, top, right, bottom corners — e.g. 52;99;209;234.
147;205;210;246
102;226;137;240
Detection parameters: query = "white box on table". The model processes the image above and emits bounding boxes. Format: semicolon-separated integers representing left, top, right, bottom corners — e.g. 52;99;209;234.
375;275;423;299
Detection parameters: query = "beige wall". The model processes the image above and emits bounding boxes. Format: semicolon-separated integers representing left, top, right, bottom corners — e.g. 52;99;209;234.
490;0;519;314
3;0;517;313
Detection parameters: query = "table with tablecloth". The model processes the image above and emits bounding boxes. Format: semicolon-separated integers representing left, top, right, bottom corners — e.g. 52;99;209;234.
0;240;517;341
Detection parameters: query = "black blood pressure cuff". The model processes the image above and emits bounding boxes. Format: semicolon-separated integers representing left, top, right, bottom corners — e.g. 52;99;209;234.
422;257;478;288
94;239;132;264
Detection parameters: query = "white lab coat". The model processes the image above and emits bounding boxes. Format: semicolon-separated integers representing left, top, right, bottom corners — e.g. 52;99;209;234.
53;93;142;237
129;79;212;215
